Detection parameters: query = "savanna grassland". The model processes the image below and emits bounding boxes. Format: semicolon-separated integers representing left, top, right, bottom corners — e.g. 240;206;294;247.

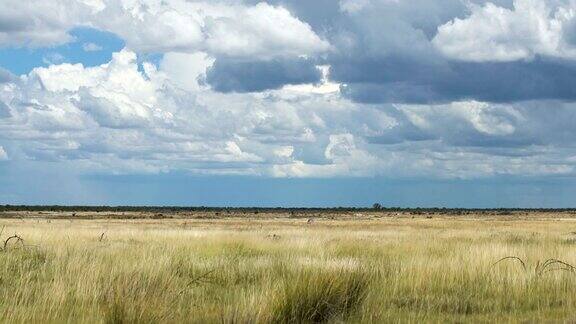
0;210;576;323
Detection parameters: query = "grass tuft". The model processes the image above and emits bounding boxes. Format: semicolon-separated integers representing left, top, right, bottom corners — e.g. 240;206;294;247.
269;268;369;323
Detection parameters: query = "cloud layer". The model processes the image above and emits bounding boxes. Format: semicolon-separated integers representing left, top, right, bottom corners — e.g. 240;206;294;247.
1;0;576;181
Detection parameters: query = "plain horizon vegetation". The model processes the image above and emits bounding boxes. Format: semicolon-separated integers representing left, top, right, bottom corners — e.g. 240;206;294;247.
0;211;574;322
4;204;576;213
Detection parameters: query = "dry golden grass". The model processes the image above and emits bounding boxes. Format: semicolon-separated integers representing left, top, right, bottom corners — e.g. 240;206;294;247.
0;214;575;323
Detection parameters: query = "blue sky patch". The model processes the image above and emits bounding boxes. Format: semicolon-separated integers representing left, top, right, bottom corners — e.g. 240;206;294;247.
0;27;124;75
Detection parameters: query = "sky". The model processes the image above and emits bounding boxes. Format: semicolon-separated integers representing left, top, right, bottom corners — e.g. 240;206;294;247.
2;0;576;207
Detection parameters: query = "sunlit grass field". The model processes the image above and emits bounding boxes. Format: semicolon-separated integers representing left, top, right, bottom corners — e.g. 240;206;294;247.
0;213;576;323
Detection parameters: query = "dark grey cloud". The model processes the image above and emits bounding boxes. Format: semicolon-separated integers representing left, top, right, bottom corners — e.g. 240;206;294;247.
248;0;342;32
205;57;321;93
235;0;576;104
208;0;553;103
338;58;576;104
442;59;576;103
0;14;28;32
205;0;463;94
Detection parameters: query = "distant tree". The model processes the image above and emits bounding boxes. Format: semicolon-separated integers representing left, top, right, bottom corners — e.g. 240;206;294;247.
372;203;383;210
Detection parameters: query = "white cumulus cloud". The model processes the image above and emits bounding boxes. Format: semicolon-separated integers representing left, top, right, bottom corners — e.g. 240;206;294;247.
0;0;330;60
433;0;576;62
